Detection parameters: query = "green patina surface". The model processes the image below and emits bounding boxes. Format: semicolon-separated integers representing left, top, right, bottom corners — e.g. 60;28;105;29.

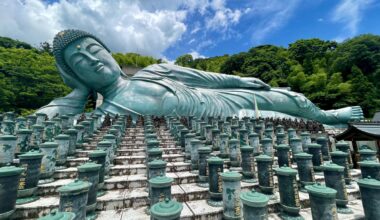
35;29;363;127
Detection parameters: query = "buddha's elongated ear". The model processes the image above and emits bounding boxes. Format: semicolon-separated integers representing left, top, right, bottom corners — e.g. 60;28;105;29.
56;64;90;93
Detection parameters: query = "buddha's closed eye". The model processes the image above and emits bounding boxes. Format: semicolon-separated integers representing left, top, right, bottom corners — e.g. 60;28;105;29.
87;43;103;54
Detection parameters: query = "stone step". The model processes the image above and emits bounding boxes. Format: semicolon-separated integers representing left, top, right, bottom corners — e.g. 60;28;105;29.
39;171;197;196
114;154;185;165
74;147;183;157
119;142;177;149
15;182;362;219
65;154;185;167
43;168;361;197
54;162;192;179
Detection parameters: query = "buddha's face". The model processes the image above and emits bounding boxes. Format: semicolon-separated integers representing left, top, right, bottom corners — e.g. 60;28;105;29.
64;37;120;90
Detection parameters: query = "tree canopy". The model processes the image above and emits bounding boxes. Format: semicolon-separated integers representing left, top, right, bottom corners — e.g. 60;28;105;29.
175;35;380;117
0;37;161;115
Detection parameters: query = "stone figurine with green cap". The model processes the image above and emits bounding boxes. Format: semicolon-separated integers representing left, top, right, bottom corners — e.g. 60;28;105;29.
0;134;18;166
43;121;55;142
316;136;330;161
321;162;352;214
55;134;70;167
184;133;196;161
359;148;378;162
2;120;15;135
77;162;101;219
39;141;58;184
207;156;224;207
150;198;183;220
358;160;380;180
0;165;24;219
287;128;296;141
26;115;37;129
249;132;261;155
239;128;249;146
197;146;212;187
307;143;324;172
300;132;311;152
16;150;44;205
306;183;338;220
211;128;220;151
31;124;44;149
16;129;32;155
289;137;303;162
256;154;275;198
88;150;107;197
261;137;274;158
229;138;241;169
36;112;47;126
58;179;91;220
96;140;113;174
190;139;202;171
147;159;167;180
331;150;352;185
276;132;286;145
294;152;315;192
149;175;173;210
221;171;242;220
65;128;78;157
218;132;229;158
275;165;303;220
74;124;85;149
276;144;291;167
240;189;269;219
335;141;353;168
240;145;257;183
357;177;380;219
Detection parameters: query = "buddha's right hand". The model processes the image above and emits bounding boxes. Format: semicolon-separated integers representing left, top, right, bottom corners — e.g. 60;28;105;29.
240;77;271;90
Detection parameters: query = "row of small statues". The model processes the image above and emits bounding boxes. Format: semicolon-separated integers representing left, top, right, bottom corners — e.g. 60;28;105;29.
164;115;380;219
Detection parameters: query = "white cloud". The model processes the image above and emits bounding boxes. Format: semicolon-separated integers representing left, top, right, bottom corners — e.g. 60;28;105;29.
249;0;301;43
0;0;249;58
332;0;374;39
205;0;243;31
0;0;191;57
189;51;207;59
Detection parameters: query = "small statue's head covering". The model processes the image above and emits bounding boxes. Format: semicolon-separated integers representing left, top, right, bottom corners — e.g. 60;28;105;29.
53;29;110;81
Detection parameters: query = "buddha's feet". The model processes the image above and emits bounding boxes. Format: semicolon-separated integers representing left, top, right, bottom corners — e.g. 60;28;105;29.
325;106;364;123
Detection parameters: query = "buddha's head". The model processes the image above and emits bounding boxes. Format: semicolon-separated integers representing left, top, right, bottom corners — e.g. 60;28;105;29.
53;29;122;91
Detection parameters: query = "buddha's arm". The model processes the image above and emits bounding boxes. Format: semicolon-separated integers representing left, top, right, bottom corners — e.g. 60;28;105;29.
35;89;89;119
138;64;270;90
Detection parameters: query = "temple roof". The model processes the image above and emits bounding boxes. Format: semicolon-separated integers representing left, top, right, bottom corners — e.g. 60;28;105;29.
336;123;380;141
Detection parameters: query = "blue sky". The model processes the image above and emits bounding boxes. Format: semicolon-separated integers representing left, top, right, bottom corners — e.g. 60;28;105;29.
1;0;379;61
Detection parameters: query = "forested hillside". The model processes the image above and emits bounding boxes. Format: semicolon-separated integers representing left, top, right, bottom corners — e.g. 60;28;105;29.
0;37;160;115
176;35;380;117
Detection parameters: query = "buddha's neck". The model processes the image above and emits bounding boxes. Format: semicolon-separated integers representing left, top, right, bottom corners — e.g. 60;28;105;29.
97;76;128;99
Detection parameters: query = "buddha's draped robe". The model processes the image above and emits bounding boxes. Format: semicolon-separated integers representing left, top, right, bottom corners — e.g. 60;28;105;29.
98;64;333;123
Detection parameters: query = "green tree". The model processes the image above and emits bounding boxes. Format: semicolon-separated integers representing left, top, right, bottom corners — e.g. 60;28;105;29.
175;54;193;67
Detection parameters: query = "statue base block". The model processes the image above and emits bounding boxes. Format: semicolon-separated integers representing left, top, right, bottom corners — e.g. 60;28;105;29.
38;178;54;184
16;196;39;205
280;212;304;220
207;199;223;207
97;190;106;197
337;205;353;214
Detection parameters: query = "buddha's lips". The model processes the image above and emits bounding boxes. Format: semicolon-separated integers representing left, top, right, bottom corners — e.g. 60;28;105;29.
95;64;104;72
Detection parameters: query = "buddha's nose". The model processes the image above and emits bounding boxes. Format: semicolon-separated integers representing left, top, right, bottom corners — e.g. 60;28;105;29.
87;53;100;66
